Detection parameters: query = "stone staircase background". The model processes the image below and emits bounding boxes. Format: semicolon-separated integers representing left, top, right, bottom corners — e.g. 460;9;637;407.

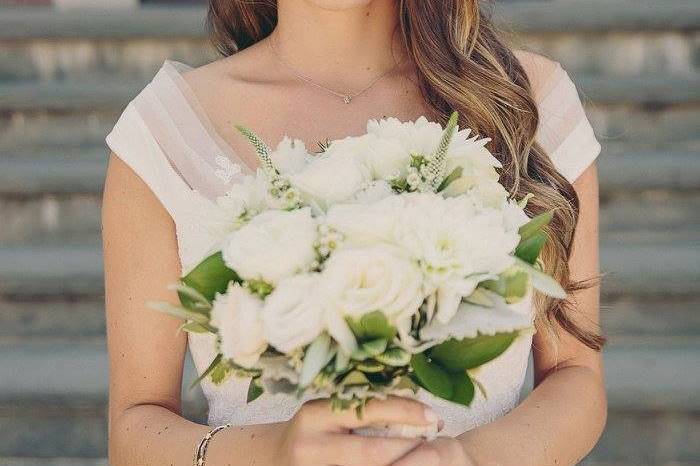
0;1;698;465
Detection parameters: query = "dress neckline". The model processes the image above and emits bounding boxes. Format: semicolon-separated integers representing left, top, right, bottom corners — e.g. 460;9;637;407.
159;59;256;173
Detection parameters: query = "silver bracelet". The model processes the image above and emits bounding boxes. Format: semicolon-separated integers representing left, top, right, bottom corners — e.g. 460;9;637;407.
193;423;232;466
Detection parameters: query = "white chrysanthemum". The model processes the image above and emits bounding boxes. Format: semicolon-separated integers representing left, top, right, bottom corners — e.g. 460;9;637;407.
200;171;269;238
262;273;326;353
210;283;267;368
222;207;317;284
394;192;521;322
319;244;426;345
270;136;311;175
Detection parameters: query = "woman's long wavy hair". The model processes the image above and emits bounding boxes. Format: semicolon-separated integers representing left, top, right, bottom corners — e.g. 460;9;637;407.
206;0;604;350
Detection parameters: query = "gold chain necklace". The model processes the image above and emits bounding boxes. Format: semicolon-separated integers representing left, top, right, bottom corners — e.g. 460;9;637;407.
268;36;402;104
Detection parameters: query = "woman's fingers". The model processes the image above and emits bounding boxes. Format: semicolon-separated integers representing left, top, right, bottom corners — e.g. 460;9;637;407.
309;434;423;466
390;438;473;466
303;396;440;431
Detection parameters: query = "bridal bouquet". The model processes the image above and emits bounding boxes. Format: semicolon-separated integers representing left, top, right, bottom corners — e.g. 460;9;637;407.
151;112;564;417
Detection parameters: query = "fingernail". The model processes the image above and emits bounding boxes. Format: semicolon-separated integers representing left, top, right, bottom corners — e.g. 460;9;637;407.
424;407;439;424
438;419;445;431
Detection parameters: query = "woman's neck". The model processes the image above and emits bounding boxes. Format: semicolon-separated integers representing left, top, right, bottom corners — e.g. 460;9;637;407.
272;0;407;87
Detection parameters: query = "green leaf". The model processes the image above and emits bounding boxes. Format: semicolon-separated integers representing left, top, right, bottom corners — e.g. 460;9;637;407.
346;311;397;341
482;270;530;302
180;251;240;304
518;211;553;241
375;347;411;367
437;166;463;192
148;302;216;332
300;333;332;387
514;258;567;299
179;322;212;334
515;231;547;264
190;354;222;389
410;353;454;400
335;350;351;373
448;371;475;406
246;378;264;403
429;332;518;371
340;370;370;386
355;361;385;373
171;283;212;312
210;358;233;385
361;338;388;357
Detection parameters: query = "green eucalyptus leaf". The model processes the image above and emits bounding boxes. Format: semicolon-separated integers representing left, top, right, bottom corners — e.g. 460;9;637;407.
375;347;411;367
347;311;397;341
518;211;553;241
180;251;240;304
429;332;518;371
246;378;264;403
410;353;454;400
515;231;547;265
448;371;475;406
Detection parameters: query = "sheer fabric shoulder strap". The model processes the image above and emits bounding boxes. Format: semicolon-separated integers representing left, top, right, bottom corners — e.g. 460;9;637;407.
105;61;254;214
524;53;602;183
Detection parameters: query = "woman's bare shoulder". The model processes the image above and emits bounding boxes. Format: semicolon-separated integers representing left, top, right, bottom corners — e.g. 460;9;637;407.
512;49;562;100
182;40;275;92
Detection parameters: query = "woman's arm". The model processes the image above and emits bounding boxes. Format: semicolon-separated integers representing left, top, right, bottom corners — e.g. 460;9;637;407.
103;153;284;465
103;153;433;466
392;164;607;466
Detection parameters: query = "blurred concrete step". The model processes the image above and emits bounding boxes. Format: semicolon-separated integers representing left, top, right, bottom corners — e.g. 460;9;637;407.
0;459;107;466
603;297;700;340
0;299;105;342
0;153;107;195
598;151;700;192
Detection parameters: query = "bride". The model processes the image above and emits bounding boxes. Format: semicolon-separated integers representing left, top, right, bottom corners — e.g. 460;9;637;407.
102;1;606;465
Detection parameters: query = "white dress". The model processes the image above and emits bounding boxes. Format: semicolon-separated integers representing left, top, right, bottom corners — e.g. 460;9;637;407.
106;59;601;437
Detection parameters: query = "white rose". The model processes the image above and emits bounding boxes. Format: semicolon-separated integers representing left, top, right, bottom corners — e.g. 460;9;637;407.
270;137;311;175
357;134;409;180
222;207;317;284
262;274;325;353
320;245;425;334
210;283;267;368
325;195;403;247
289;151;371;209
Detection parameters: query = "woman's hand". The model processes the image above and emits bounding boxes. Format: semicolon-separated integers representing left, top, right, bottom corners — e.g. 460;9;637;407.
275;396;439;466
390;437;476;466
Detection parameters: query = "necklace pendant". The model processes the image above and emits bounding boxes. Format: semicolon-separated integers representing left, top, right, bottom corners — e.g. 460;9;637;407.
343;95;352;104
